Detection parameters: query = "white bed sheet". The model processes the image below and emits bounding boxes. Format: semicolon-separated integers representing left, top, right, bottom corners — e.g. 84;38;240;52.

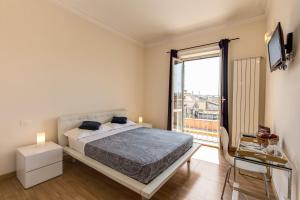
68;124;142;155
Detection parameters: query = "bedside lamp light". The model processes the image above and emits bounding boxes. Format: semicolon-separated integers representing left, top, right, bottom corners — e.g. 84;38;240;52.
36;132;46;145
138;116;143;124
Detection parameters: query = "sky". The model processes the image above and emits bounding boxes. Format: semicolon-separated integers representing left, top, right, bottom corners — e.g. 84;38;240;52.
184;57;220;95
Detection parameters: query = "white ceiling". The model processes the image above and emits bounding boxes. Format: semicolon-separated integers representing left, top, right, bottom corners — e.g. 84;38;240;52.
53;0;267;45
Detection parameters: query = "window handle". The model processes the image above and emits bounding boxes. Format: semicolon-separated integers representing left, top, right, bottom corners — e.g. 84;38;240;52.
221;97;226;103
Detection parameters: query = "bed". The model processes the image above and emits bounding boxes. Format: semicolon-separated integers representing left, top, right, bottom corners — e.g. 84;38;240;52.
58;109;201;200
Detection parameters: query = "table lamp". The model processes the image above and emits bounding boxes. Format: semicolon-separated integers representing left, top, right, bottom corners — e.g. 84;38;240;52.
36;132;46;146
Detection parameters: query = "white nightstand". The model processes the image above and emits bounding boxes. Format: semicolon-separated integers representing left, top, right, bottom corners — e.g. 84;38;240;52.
16;141;63;189
138;123;152;128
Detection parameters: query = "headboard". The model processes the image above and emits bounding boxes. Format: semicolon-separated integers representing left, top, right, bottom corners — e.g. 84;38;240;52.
57;109;127;146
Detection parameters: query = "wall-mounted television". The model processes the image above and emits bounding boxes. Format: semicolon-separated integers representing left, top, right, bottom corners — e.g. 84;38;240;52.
267;22;286;72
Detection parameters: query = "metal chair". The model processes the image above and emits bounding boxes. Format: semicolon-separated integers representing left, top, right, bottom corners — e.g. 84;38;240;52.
220;127;270;199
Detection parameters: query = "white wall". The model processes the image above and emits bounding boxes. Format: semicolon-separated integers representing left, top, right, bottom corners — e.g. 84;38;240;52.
265;0;300;199
144;19;266;131
0;0;144;175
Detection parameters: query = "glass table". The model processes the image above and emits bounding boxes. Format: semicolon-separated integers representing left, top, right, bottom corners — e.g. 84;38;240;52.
233;137;292;200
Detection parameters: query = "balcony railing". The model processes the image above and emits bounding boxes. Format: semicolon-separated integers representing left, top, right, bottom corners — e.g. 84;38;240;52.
183;118;219;143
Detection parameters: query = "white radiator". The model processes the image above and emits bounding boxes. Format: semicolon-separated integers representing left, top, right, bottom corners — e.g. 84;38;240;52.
232;57;261;147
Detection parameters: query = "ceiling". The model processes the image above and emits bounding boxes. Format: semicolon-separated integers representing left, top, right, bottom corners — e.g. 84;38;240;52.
53;0;267;45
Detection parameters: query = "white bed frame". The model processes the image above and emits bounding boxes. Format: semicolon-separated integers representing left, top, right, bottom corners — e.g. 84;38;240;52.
57;109;201;200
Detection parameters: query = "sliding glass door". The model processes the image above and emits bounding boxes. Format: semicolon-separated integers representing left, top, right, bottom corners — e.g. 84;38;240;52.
171;58;184;132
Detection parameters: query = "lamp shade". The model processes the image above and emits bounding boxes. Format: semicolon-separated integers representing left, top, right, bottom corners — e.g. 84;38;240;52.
36;132;46;145
138;116;143;124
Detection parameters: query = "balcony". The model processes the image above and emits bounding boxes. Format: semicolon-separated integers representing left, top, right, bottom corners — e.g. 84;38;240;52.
183;117;220;145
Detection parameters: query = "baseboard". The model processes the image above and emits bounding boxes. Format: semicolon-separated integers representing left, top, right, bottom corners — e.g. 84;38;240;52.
271;178;280;200
0;171;16;181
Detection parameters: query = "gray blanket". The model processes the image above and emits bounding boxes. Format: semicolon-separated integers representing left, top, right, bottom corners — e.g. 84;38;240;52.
84;127;193;184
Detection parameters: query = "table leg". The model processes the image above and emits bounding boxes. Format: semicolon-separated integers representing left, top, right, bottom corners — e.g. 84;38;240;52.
266;166;271;181
263;173;270;199
232;182;240;200
288;170;292;200
234;158;237;182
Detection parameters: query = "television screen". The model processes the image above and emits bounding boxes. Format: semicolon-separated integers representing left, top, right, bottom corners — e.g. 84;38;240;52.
267;23;286;71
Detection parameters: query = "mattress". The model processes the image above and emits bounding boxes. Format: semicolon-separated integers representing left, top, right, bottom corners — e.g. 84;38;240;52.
84;127;193;184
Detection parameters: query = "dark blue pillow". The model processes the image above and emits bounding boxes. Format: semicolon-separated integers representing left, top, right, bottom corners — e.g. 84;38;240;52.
79;121;101;130
111;116;127;124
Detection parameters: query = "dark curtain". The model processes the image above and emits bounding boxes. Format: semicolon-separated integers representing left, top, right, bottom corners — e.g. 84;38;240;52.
167;49;178;130
219;39;230;133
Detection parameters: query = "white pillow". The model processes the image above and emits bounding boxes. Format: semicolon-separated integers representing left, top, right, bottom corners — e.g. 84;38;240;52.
104;120;136;130
64;125;111;140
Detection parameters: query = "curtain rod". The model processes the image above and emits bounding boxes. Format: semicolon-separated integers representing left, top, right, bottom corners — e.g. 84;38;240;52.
166;37;240;53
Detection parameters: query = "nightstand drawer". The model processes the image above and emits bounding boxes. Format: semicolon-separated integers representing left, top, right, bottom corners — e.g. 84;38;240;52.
19;161;62;189
17;144;63;172
24;148;62;172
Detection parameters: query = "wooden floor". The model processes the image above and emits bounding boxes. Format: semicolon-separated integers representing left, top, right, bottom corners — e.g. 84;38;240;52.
0;146;276;200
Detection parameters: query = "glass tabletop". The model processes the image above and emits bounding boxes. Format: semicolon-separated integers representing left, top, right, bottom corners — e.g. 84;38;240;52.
234;137;292;171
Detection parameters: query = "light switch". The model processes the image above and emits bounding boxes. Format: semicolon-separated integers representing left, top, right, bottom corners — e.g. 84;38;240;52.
20;120;32;127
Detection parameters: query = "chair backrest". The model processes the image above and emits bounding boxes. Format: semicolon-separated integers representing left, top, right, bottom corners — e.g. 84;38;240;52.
220;127;229;153
220;127;233;164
